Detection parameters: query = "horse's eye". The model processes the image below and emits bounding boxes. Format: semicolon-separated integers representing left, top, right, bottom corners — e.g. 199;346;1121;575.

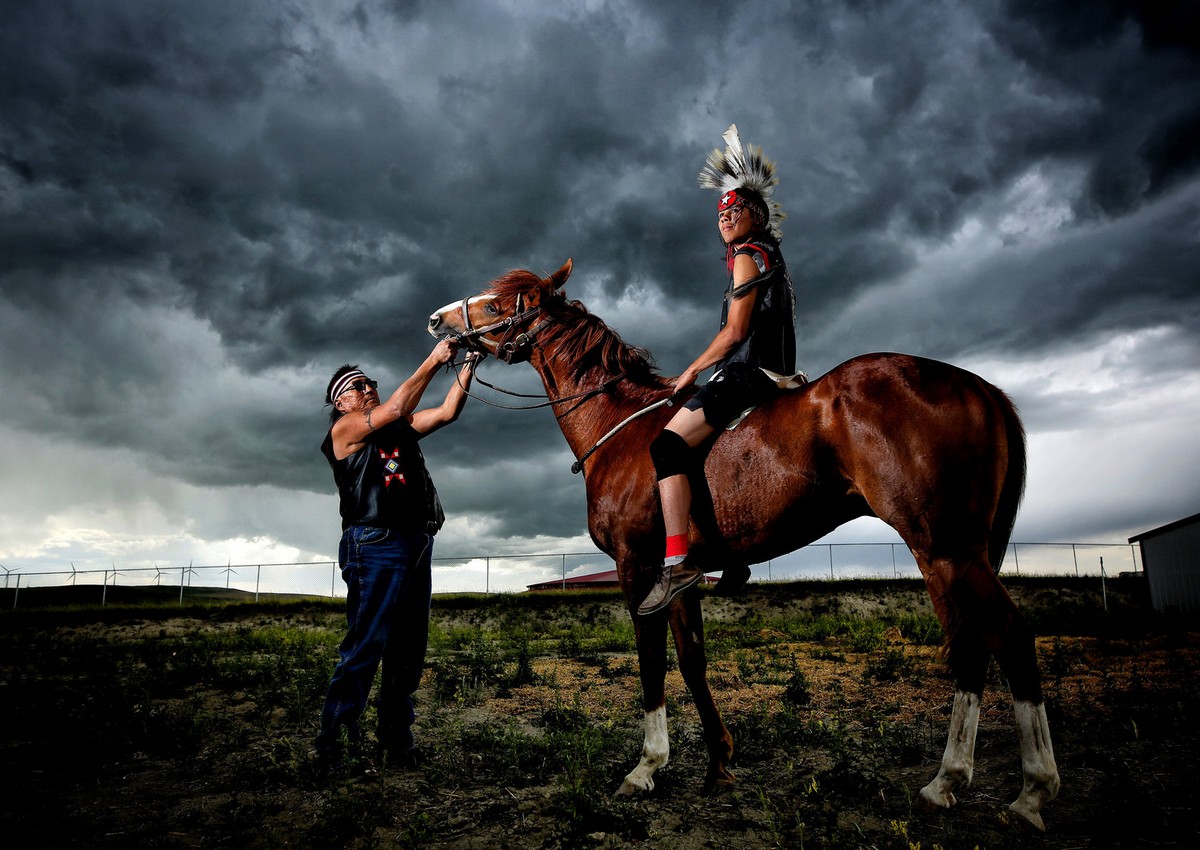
484;303;499;316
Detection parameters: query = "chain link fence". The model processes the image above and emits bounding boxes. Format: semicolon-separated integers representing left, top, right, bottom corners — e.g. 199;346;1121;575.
0;540;1141;609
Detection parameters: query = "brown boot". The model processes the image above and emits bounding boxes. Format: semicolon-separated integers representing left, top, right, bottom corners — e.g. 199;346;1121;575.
637;558;704;615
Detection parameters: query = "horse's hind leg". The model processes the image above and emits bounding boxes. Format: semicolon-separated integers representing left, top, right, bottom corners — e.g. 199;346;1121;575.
617;607;671;796
966;568;1059;830
991;595;1060;830
918;558;1059;830
671;588;734;790
1009;698;1058;830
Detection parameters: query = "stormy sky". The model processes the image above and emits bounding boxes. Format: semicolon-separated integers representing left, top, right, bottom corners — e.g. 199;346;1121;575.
2;0;1198;581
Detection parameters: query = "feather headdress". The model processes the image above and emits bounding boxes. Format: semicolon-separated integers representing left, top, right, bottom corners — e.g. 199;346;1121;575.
697;124;785;241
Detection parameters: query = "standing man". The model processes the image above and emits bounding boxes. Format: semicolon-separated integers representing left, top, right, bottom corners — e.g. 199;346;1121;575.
315;338;478;775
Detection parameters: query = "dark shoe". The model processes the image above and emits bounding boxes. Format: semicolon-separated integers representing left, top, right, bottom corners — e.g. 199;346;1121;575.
637;559;704;615
314;749;336;782
384;745;424;770
713;563;751;597
314;753;376;782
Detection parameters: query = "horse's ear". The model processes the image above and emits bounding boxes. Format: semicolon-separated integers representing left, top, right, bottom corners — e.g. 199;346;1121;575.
546;259;573;293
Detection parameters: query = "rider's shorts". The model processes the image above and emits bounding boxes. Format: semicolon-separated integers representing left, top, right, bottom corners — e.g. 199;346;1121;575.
683;362;779;430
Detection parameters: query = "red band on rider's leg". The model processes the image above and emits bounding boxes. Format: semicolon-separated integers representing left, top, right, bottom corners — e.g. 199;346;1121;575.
665;535;689;559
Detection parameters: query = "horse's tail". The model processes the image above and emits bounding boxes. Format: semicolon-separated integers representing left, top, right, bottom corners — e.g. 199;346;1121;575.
989;386;1027;572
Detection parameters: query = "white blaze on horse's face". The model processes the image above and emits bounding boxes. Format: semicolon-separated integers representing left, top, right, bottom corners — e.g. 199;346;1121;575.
427;294;502;353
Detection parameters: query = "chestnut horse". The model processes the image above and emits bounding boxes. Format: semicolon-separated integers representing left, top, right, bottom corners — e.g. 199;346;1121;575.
429;260;1059;830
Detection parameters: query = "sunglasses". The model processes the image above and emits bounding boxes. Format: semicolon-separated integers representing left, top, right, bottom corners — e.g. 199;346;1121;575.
336;379;378;398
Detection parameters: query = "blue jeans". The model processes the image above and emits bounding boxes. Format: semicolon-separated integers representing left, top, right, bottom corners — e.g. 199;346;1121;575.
315;525;433;759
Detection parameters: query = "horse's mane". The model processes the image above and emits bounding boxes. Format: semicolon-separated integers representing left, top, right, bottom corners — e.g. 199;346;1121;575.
489;271;665;387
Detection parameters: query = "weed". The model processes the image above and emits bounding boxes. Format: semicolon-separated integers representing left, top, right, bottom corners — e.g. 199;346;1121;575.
558;627;583;659
890;613;943;646
495;632;539;697
398;811;433;849
428;631;506;705
864;647;917;683
539;695;591;733
844;620;887;653
784;665;813;706
144;697;215;757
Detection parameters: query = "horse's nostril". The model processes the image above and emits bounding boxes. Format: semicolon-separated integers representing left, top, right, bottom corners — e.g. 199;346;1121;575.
428;315;441;331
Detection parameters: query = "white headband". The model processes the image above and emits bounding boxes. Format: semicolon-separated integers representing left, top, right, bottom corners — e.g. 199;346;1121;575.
329;370;367;403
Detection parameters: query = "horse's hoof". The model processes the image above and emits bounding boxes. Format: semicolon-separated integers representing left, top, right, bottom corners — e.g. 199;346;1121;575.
1007;800;1047;832
615;776;653;797
917;785;956;812
702;764;736;794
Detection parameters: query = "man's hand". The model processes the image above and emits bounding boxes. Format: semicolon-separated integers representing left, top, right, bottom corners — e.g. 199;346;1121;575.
431;338;459;365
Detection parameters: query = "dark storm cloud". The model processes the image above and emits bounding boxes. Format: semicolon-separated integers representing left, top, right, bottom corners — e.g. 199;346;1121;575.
2;0;1199;567
991;0;1200;219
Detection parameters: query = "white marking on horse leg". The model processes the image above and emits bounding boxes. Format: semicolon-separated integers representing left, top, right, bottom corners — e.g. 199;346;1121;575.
1008;700;1060;832
616;706;669;797
918;689;980;811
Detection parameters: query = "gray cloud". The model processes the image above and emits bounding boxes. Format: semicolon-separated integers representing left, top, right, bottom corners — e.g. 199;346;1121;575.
2;0;1198;573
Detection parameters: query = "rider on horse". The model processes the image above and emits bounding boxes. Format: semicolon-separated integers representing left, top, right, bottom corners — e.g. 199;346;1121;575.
638;125;798;615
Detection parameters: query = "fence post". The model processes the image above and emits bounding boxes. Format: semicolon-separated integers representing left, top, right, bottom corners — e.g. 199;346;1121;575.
1012;543;1020;575
486;557;490;595
1100;556;1108;613
179;565;186;606
562;554;566;590
255;564;261;603
12;574;19;610
828;545;834;580
102;568;108;607
891;543;897;578
1072;544;1079;577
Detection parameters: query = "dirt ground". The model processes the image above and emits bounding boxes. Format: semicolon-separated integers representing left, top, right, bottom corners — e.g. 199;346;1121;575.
2;578;1198;849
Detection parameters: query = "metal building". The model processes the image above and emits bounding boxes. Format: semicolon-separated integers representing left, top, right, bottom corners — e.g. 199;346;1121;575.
1129;512;1200;616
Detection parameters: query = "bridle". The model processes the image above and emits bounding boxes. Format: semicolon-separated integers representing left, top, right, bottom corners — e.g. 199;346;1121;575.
447;292;550;365
442;287;670;474
442;290;619;413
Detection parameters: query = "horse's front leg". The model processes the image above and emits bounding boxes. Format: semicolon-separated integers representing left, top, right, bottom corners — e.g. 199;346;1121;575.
616;608;671;796
672;588;734;790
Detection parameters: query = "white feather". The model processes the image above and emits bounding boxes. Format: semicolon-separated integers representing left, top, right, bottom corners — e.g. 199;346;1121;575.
697;124;786;240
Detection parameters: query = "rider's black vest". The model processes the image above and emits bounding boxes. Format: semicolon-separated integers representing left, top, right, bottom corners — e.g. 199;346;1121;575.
718;237;796;375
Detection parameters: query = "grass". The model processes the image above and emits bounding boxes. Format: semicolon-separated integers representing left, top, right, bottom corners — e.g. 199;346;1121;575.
0;579;1195;849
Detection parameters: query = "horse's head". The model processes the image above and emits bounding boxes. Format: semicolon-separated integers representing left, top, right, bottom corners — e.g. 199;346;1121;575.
428;259;573;364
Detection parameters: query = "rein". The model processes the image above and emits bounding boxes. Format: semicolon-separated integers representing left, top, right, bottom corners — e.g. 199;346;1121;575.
569;394;677;475
444;289;665;473
449;358;620;412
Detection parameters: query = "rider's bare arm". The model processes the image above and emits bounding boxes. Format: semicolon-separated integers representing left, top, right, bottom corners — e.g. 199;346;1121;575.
672;253;761;394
